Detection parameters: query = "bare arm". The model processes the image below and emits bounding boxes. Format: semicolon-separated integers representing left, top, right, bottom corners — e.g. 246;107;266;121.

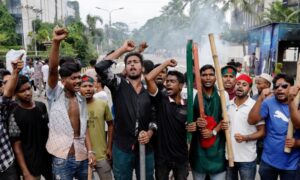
288;85;300;129
234;124;265;143
13;141;35;179
145;59;177;95
248;88;272;125
48;28;68;89
248;97;264;125
85;129;96;166
103;40;136;60
106;120;114;160
3;57;24;98
247;124;265;141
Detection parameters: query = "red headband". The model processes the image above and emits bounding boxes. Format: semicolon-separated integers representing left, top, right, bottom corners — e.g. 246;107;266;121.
236;74;252;85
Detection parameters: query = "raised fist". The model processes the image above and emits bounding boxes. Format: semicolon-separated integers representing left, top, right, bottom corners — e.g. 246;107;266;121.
52;27;68;43
122;40;136;52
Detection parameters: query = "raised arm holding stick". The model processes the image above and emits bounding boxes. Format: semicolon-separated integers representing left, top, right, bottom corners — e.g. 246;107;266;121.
285;60;300;153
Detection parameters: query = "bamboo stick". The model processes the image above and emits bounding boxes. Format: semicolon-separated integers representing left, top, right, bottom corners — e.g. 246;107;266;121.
285;59;300;153
208;33;234;167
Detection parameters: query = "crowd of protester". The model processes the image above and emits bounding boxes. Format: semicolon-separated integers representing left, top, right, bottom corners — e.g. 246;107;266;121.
0;27;300;180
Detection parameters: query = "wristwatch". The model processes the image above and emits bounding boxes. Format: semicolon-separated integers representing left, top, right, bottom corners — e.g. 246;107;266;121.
212;129;217;136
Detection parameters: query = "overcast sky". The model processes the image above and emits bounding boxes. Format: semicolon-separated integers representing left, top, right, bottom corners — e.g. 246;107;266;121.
77;0;171;30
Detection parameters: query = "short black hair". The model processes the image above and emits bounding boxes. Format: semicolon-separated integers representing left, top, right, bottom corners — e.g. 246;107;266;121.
124;52;143;65
167;70;184;84
143;60;154;74
0;69;11;80
89;60;97;66
59;62;81;78
0;62;4;69
200;64;215;75
15;75;29;93
96;75;105;88
44;59;49;64
272;73;294;87
59;57;76;67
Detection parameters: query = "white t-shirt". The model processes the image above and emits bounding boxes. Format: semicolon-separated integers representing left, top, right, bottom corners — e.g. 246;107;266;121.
226;97;264;162
93;91;109;103
41;64;49;83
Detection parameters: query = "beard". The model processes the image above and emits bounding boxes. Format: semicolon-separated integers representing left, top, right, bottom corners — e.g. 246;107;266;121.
236;89;248;98
128;74;141;80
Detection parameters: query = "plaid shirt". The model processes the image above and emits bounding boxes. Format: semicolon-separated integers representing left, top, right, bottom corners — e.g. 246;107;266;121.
0;96;14;172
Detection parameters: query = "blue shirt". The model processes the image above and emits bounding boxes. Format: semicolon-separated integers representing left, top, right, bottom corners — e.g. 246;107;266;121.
260;96;300;170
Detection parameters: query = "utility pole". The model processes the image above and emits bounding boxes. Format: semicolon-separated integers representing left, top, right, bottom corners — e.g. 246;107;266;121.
95;7;124;47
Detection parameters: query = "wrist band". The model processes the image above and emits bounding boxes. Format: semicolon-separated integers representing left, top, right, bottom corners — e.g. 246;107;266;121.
88;150;96;155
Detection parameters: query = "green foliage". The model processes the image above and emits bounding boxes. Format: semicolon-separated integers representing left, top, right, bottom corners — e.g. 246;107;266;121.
260;1;300;24
60;41;77;57
221;29;247;44
0;2;18;45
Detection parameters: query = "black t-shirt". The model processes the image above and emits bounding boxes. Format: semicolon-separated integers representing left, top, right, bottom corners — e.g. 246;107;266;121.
152;91;188;163
9;101;52;176
111;78;156;153
96;60;157;153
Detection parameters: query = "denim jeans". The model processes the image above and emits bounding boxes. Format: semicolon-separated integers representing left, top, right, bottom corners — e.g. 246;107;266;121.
0;164;18;180
192;170;226;180
52;155;88;180
155;159;189;180
226;160;256;180
296;162;300;180
112;144;154;180
259;160;296;180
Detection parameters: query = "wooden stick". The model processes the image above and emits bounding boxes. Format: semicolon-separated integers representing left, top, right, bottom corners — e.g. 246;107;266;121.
285;59;300;153
88;165;92;180
193;43;205;118
208;34;234;167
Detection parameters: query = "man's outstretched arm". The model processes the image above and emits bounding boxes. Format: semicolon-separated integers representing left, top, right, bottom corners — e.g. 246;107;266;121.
48;27;68;89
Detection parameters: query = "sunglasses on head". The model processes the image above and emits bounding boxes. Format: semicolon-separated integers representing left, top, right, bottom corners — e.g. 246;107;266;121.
274;83;289;90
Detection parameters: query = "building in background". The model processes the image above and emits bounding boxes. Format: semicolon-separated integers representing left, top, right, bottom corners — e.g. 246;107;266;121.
231;0;277;30
5;0;79;50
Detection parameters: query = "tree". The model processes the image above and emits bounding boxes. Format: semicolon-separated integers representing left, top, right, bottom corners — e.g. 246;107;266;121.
86;14;103;36
218;0;261;28
0;2;18;46
260;1;300;24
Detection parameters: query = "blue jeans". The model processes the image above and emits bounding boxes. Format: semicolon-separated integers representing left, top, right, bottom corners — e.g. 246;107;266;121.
226;160;256;180
259;160;296;180
112;144;154;180
296;162;300;180
192;171;226;180
52;155;88;180
155;159;189;180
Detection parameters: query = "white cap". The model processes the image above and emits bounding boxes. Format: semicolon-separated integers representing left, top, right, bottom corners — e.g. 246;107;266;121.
259;73;273;85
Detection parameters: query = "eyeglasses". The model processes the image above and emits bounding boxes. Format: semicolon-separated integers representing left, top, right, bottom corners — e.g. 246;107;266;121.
274;83;289;90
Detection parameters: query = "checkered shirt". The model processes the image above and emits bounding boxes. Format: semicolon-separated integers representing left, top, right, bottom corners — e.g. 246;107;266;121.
0;96;14;172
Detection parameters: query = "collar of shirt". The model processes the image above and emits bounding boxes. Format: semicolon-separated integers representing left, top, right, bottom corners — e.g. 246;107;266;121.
168;96;185;105
230;96;252;108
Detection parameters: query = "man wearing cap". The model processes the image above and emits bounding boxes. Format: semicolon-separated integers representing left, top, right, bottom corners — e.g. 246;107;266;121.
252;73;272;101
222;74;265;180
221;65;237;100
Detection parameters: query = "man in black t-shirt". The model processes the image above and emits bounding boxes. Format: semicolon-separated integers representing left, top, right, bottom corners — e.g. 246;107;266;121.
145;59;196;180
9;75;52;179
